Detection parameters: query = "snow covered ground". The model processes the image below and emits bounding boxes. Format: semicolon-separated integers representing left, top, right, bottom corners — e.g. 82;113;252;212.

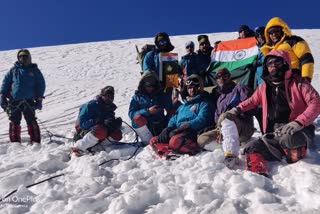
1;30;320;214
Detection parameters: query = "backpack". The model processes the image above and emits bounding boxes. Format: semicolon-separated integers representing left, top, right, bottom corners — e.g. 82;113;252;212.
135;44;156;74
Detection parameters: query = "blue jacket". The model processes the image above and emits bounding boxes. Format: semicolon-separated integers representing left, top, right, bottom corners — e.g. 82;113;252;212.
78;96;116;130
256;49;265;85
0;62;46;100
168;92;214;132
142;49;160;76
129;90;173;128
180;52;201;77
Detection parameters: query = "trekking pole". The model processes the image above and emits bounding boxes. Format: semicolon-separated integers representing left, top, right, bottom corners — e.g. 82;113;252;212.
0;173;65;202
37;118;73;142
98;121;142;166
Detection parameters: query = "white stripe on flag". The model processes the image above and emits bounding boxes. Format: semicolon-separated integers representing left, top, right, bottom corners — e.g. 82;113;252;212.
212;46;259;62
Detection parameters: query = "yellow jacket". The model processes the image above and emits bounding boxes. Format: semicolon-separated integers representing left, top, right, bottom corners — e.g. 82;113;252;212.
260;17;314;79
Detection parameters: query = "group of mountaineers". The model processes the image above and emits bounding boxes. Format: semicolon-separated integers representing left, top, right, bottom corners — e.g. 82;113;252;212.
1;16;320;177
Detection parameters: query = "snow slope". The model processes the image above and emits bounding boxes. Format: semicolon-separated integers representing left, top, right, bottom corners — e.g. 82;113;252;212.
0;30;320;213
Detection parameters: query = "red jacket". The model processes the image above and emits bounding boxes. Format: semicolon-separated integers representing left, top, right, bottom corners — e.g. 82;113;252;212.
237;50;320;133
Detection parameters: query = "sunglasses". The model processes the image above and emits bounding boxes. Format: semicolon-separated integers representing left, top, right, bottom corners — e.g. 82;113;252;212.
268;28;282;35
266;58;284;67
145;84;156;88
186;78;200;86
186;45;194;49
19;55;28;58
158;40;168;46
216;72;230;79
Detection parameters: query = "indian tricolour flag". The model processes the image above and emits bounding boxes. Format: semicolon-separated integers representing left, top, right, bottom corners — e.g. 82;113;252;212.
207;37;259;89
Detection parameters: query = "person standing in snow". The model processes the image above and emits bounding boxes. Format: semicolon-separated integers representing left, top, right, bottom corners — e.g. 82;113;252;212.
237;25;255;39
220;50;320;177
128;71;177;145
71;86;122;156
142;32;181;87
254;26;266;86
180;41;201;85
197;68;255;168
0;49;45;143
149;74;215;158
260;17;314;82
195;35;213;86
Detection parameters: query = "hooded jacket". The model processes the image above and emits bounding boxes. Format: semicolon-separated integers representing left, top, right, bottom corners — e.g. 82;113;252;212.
168;75;215;132
128;71;174;128
78;96;117;130
142;32;175;77
237;50;320;134
260;17;314;79
0;61;45;101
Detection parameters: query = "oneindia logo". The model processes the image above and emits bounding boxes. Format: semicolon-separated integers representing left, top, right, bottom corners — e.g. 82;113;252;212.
1;196;38;208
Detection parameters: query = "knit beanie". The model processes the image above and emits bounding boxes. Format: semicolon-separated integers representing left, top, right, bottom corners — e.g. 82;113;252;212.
100;86;114;96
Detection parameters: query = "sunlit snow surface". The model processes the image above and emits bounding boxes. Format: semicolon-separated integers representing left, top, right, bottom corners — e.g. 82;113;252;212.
1;30;320;213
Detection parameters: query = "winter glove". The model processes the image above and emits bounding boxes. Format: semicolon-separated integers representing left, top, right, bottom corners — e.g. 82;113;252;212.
275;121;303;135
0;95;8;110
169;122;190;137
216;107;240;128
35;98;43;110
158;127;175;143
104;117;122;133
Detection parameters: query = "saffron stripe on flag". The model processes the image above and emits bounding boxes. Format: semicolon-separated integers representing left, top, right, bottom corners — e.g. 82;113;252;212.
215;37;257;51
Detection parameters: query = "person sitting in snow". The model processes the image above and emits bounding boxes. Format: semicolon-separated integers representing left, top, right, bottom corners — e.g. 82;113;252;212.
128;71;177;145
0;49;45;143
71;86;122;156
197;68;255;168
219;50;320;177
149;74;215;159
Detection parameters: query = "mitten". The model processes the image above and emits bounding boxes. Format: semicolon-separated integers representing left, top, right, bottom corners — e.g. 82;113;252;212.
216;107;240;127
104;117;122;133
35;99;43;110
0;95;8;110
158;127;175;143
275;121;303;135
169;122;190;137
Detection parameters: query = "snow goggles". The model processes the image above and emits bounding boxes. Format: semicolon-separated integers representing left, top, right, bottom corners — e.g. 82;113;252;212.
185;78;200;86
266;58;284;67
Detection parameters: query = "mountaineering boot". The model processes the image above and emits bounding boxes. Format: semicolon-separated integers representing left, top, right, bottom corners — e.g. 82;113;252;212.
245;152;268;176
9;122;21;142
223;152;238;169
135;125;153;146
27;121;41;143
72;132;99;152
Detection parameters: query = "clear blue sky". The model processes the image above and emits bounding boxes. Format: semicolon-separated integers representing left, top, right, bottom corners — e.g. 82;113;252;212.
0;0;318;51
